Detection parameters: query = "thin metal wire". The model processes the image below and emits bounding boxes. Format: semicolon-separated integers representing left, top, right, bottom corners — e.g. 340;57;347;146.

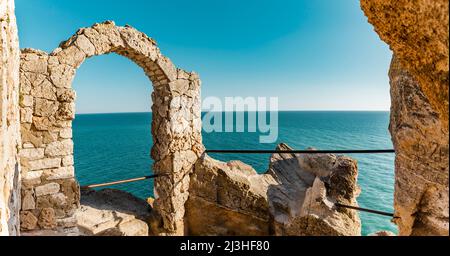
335;203;396;218
79;149;397;219
80;174;165;189
206;149;395;154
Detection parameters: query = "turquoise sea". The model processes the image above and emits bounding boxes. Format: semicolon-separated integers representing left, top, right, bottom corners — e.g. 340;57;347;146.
73;111;397;235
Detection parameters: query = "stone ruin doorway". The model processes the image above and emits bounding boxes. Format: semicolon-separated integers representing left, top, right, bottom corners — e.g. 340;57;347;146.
18;21;204;235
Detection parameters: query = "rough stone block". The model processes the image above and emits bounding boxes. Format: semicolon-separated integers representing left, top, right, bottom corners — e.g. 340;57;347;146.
38;208;57;229
35;183;61;196
20;94;34;107
44;166;75;180
57;102;75;120
22;170;43;181
57;45;86;68
62;155;74;166
34;98;59;117
19;148;44;160
32;116;55;131
45;139;73;157
22;190;36;210
32;79;56;101
28;158;61;171
20;211;38;231
49;64;75;88
59;128;72;139
20;107;33;123
73;34;96;57
56;88;76;102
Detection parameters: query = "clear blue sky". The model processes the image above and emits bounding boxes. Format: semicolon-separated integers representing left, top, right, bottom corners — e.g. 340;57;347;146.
16;0;392;113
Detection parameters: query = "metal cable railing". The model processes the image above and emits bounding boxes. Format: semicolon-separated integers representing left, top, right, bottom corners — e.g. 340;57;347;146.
80;174;167;189
80;148;397;218
205;149;395;154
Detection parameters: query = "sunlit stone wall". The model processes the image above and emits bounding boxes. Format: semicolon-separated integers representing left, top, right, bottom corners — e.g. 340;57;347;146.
0;0;21;236
18;21;203;235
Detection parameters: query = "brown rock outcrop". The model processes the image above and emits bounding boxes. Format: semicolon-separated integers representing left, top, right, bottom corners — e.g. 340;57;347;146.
361;1;449;236
361;0;449;125
389;56;448;235
186;143;361;236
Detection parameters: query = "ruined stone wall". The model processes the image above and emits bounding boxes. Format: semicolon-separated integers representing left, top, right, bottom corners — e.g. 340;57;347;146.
0;0;21;236
361;0;449;235
187;156;274;235
18;21;203;235
186;144;361;236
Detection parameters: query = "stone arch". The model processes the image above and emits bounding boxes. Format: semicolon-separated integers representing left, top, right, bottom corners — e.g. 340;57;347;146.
18;21;204;235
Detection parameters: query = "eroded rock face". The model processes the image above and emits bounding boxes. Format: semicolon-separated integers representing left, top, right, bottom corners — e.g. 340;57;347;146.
389;56;449;236
0;0;21;236
267;144;361;236
186;143;361;236
361;1;449;236
186;155;275;235
361;0;449;124
75;189;151;236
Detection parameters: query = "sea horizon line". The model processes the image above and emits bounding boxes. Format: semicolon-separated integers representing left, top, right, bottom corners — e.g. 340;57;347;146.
75;110;391;115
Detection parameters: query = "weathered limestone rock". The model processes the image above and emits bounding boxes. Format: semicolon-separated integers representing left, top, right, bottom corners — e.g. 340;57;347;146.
61;155;73;166
20;211;38;231
34;98;59;117
361;1;449;236
19;148;44;160
44;139;73;157
59;128;72;139
27;157;61;171
388;56;449;236
76;189;151;236
21;189;35;210
38;207;57;229
361;0;449;124
35;182;60;196
18;21;203;235
44;166;74;180
32;79;56;101
267;144;361;236
187;143;361;236
187;155;275;235
0;0;21;236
